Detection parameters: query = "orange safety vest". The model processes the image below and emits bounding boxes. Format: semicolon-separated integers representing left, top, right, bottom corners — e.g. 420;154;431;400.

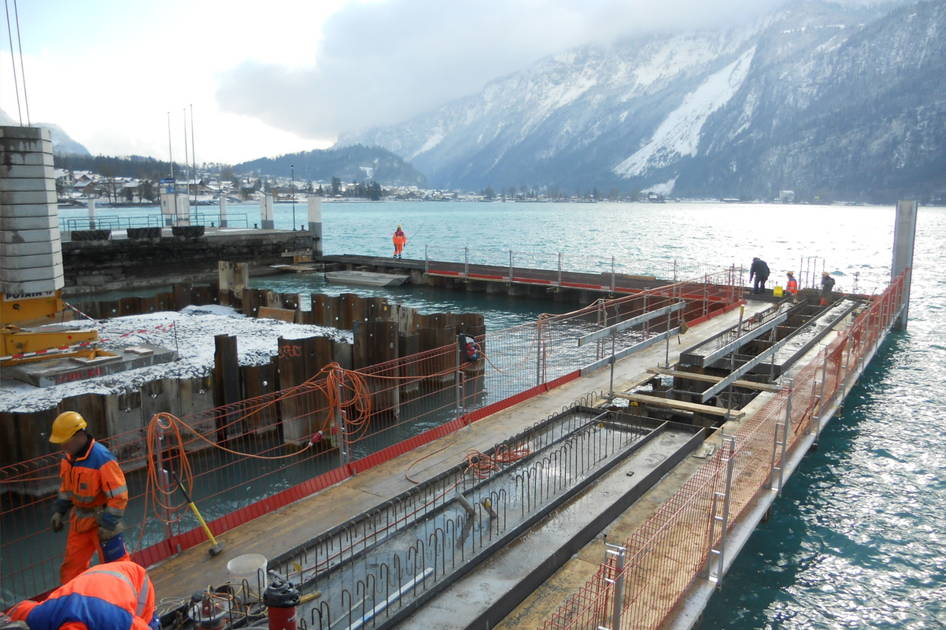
55;438;128;533
786;277;799;294
7;560;156;630
392;231;407;246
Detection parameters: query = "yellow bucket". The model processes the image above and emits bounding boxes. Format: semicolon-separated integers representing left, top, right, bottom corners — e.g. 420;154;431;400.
773;285;784;297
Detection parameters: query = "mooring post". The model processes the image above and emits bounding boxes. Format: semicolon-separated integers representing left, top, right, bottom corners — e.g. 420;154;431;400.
891;200;917;330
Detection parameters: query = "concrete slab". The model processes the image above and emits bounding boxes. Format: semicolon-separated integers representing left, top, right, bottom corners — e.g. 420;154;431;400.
6;344;177;387
399;425;702;630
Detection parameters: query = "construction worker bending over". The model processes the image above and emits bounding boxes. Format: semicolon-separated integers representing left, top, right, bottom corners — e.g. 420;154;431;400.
49;411;130;585
6;560;159;630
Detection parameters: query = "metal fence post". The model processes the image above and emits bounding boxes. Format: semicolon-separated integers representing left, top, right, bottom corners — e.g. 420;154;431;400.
508;249;513;282
557;251;562;287
777;385;792;492
424;245;429;274
455;345;464;421
535;318;543;387
706;434;735;585
335;377;350;468
464;246;469;278
605;544;627;630
608;329;617;400
611;256;616;293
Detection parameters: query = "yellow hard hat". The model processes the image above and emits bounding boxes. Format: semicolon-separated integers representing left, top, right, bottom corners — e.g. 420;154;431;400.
50;411;87;444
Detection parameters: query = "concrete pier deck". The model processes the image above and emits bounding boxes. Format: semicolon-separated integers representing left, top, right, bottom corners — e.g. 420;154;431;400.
148;299;770;607
493;309;857;630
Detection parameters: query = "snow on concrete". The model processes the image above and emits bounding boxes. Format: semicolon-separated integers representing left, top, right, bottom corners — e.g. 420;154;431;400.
0;306;351;413
614;46;756;178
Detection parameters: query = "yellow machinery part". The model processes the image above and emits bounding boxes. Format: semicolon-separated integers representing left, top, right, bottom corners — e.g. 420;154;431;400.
1;328;99;363
1;291;99;366
0;291;64;325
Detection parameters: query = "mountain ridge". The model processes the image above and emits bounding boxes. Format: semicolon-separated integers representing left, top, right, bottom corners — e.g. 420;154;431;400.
340;0;944;201
232;144;426;186
0;109;91;156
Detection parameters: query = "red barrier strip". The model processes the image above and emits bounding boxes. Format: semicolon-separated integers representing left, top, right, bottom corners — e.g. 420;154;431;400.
132;369;582;566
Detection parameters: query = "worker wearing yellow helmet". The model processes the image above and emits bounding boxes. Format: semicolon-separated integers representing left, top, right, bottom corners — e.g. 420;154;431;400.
49;411;130;584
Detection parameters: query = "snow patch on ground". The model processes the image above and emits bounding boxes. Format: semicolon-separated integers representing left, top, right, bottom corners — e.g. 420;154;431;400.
614;47;756;178
0;307;351;413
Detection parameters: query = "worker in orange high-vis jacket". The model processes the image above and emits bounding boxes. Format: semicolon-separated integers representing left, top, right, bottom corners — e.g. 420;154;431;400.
49;411;130;585
785;271;799;296
6;560;159;630
392;225;407;259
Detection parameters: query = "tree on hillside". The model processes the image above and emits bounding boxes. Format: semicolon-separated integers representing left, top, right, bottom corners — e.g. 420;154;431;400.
331;177;341;196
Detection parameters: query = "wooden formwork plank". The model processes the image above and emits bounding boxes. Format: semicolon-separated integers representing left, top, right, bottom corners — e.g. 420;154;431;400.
647;367;780;392
613;392;744;418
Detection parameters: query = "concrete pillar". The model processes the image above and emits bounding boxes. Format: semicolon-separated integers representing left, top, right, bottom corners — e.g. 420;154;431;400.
87;197;96;229
891;199;918;330
0;126;65;298
307;196;322;256
261;193;274;230
218;195;228;228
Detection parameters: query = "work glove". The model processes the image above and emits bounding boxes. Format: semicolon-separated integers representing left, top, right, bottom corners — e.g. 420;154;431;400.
50;511;64;532
98;519;125;541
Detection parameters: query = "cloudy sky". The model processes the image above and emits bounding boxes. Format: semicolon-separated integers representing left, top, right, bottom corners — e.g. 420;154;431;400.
1;0;891;163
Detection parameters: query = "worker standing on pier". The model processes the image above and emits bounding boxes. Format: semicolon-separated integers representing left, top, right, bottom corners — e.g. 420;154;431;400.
786;271;799;298
6;560;159;630
821;272;836;304
392;225;407;259
49;412;130;585
749;257;770;294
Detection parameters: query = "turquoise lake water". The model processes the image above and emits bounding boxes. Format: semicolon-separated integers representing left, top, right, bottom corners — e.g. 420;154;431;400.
59;200;946;627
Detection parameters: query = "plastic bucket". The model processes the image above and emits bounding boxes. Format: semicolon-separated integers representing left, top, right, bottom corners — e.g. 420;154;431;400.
773;285;784;297
227;553;268;595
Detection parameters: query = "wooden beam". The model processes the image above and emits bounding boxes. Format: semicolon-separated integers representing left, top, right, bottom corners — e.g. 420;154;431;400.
613;392;744;419
647;367;779;392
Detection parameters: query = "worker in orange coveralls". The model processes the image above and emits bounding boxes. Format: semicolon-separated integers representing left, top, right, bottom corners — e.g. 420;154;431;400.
392;225;407;259
48;411;130;585
6;560;159;630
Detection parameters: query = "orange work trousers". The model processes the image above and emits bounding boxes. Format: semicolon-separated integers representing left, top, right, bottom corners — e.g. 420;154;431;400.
60;518;130;584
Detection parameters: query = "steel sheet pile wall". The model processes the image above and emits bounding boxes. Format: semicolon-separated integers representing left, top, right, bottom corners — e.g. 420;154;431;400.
0;269;740;604
538;272;907;630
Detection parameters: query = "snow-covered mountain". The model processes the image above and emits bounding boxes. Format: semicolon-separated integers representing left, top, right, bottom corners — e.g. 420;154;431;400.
340;0;945;201
0;109;91;156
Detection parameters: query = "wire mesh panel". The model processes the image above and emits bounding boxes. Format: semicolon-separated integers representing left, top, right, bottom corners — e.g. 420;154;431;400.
537;272;908;630
0;270;742;605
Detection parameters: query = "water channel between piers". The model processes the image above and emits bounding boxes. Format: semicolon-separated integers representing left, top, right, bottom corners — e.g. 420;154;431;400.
148;299;769;611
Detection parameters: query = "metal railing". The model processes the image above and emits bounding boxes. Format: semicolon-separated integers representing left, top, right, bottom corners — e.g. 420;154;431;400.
421;245;732;287
60;212;249;233
537;272;907;630
0;269;742;606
